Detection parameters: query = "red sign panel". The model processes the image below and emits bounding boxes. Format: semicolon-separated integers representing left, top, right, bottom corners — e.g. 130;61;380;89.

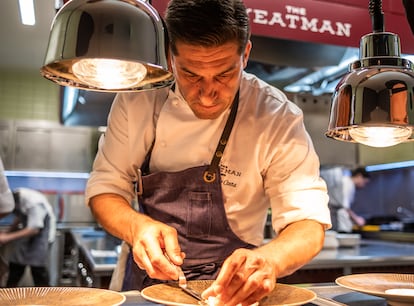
152;0;414;54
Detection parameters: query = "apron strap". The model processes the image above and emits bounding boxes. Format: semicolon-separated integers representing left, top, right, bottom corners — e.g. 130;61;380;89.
203;91;239;183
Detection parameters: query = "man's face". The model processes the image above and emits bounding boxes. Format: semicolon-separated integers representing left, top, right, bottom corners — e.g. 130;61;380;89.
170;40;251;119
353;174;370;188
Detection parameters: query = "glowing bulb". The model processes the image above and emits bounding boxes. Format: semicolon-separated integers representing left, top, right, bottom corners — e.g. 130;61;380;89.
72;58;147;90
349;126;412;147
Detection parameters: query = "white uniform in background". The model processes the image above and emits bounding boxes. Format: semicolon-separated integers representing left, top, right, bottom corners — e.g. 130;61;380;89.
320;167;355;233
0;158;14;216
0;157;14;286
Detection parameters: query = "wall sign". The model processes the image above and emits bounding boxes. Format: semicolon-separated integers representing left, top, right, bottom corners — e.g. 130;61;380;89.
152;0;414;54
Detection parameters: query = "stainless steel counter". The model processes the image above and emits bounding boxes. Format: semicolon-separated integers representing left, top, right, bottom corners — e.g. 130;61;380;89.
280;239;414;284
70;228;414;287
71;228;121;272
306;239;414;269
70;228;121;287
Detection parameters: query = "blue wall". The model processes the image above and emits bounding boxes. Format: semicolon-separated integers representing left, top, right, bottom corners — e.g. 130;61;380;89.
353;167;414;221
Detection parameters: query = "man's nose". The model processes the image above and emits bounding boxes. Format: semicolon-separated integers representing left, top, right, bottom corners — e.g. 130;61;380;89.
199;81;217;104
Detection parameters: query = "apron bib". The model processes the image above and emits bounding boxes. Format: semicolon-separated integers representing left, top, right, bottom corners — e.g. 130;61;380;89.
122;91;255;291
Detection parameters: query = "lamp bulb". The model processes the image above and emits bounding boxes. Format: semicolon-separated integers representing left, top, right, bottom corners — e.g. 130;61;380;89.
349;126;412;147
72;58;147;90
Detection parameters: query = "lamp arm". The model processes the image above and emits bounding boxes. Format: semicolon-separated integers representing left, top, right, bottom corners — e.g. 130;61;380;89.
369;0;384;33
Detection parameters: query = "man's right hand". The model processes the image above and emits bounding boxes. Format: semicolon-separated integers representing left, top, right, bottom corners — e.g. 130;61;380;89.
130;217;185;280
89;193;185;281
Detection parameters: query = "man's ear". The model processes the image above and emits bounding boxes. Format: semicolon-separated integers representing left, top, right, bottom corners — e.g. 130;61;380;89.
243;40;252;68
167;50;173;72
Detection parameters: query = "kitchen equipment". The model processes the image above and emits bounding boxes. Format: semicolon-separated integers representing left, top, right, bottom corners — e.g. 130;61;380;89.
336;233;361;247
323;230;339;249
397;207;414;232
140;280;316;306
0;287;125;306
336;273;414;306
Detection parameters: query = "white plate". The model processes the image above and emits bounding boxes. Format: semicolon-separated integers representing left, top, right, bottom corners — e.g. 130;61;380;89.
336;273;414;306
0;287;126;306
141;280;316;306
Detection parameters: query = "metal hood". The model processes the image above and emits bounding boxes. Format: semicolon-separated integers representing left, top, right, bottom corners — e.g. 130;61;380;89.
246;36;359;96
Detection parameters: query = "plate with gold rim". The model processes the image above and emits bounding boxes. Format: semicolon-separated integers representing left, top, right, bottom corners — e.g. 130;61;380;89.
0;287;126;306
141;280;316;306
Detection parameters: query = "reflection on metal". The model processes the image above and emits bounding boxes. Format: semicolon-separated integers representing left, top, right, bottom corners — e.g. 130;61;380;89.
41;0;174;92
326;0;414;147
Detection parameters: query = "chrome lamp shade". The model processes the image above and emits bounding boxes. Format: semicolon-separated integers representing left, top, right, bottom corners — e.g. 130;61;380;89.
40;0;174;92
326;1;414;147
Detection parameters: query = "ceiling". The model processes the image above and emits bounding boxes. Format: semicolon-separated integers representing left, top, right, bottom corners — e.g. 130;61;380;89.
0;0;56;72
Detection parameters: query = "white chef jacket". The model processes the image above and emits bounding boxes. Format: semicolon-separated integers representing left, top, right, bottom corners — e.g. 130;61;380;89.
0;158;14;215
320;167;355;233
86;72;331;246
13;187;56;243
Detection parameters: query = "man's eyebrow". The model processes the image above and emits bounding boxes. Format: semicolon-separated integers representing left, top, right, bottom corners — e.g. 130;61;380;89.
181;64;237;76
181;66;197;75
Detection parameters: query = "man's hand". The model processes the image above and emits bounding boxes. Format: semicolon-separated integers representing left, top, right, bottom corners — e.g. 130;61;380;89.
201;248;275;306
0;232;9;244
0;227;39;244
90;193;184;281
130;217;185;281
201;220;325;306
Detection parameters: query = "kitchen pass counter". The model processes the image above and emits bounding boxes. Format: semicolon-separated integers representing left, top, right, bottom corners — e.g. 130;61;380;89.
280;239;414;284
71;228;414;286
119;285;387;305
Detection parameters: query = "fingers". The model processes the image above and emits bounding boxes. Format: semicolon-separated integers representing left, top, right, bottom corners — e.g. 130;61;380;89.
221;273;275;306
202;249;275;306
131;220;183;280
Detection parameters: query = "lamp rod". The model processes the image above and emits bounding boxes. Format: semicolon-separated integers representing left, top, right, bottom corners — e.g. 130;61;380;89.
369;0;384;33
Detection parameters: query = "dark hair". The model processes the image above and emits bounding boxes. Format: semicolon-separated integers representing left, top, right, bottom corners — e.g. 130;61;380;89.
165;0;250;55
12;191;19;203
351;167;371;178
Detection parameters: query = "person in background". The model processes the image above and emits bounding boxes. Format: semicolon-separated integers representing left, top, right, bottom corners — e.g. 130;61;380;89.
320;166;371;233
0;188;56;287
86;0;331;304
0;157;14;219
0;157;14;286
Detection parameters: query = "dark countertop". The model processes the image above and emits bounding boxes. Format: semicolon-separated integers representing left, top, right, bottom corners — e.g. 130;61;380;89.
120;285;388;306
357;230;414;243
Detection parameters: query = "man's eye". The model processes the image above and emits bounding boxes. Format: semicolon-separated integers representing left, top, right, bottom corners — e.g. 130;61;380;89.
217;74;231;81
186;74;200;82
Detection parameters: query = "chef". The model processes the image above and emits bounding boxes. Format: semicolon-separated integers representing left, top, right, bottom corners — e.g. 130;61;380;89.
0;157;14;219
0;157;14;286
86;0;331;305
320;166;370;233
0;188;56;287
